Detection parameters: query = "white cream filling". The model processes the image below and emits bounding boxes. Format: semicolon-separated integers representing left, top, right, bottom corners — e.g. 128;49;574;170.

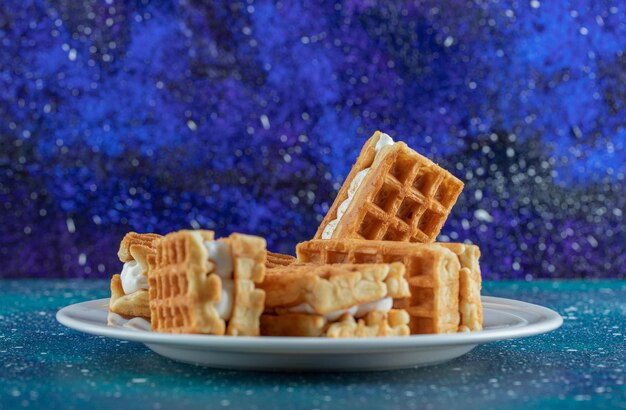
322;133;394;239
203;240;234;321
375;133;395;152
107;312;151;331
120;260;148;295
216;278;234;320
354;297;393;317
286;297;393;321
205;241;233;278
286;303;358;322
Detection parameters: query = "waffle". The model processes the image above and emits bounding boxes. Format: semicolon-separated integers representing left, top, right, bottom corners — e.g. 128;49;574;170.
108;232;161;318
327;309;410;338
148;230;266;335
109;274;150;318
438;243;483;331
296;239;461;334
260;262;410;313
315;131;463;243
260;309;410;337
117;232;162;263
266;251;296;268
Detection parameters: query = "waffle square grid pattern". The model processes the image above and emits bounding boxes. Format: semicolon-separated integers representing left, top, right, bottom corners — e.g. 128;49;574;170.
148;232;225;335
149;254;194;332
358;148;463;243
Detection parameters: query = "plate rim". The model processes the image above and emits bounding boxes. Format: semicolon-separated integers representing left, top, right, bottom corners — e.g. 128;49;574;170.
56;296;563;352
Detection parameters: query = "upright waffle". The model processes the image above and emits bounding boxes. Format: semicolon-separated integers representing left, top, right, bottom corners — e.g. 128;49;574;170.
266;251;295;268
438;243;483;331
109;232;162;319
296;239;461;334
148;230;266;335
315;131;463;243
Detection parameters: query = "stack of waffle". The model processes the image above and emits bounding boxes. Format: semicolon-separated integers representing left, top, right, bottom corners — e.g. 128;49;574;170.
271;131;482;335
107;232;162;324
106;130;482;337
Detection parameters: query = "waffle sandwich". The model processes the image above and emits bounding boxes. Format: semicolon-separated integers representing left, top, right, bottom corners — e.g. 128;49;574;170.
296;239;477;334
108;232;162;320
315;131;463;243
259;262;411;337
148;230;266;335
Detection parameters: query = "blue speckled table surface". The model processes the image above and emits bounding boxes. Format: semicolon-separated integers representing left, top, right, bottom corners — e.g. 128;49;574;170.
0;280;624;410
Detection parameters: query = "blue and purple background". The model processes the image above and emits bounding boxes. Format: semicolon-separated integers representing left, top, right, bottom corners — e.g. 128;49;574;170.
1;1;624;279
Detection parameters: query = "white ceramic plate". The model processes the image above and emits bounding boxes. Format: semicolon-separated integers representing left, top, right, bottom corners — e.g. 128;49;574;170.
56;296;562;371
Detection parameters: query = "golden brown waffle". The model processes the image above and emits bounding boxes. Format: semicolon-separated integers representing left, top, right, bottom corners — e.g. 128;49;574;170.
109;232;161;318
261;262;409;314
260;309;409;337
438;243;483;331
326;309;410;337
225;233;267;336
108;274;150;318
314;131;463;243
148;230;266;335
117;232;162;263
296;239;461;334
149;230;219;334
266;251;296;268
